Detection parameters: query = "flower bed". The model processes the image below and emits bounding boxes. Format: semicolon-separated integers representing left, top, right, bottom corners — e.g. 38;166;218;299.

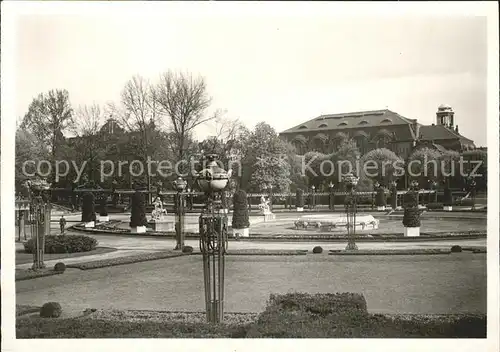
23;235;98;254
328;249;451;255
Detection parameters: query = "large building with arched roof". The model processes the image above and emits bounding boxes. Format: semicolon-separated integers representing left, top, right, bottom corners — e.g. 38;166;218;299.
279;105;475;159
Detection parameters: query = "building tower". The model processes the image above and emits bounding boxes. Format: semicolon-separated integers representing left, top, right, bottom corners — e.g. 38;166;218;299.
436;104;455;129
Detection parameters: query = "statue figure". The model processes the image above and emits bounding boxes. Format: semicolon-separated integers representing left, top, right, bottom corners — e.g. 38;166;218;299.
151;196;167;221
258;195;271;214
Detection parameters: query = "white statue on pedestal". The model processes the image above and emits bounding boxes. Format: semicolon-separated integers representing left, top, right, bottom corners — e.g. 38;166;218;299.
151;196;167;221
258;195;271;214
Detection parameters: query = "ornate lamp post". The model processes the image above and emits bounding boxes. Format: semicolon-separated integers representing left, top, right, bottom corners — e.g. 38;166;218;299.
197;154;231;323
173;177;187;250
343;173;359;251
329;182;335;210
468;177;477;210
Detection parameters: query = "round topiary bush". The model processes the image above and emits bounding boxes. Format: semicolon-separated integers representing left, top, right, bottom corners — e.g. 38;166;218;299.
232;190;250;229
312;246;323;254
81;192;96;223
24;235;98;254
182;245;193;254
296;189;304;208
130;191;147;228
40;302;62;318
99;195;108;216
402;188;421;227
54;262;66;272
451;245;462;253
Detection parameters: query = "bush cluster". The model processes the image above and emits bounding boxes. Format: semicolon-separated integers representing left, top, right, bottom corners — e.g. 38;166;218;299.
232;190;250;229
81;192;96;223
295;189;304;208
24;235;98;254
426;202;444;210
390;186;398;209
451;245;462;253
130;191;148;228
54;262;66;272
99;195;108;216
182;246;193;254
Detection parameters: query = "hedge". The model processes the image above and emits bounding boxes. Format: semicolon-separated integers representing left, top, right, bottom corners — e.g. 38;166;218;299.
232;190;250;229
81;192;96;223
23;235;98;254
130;191;148;227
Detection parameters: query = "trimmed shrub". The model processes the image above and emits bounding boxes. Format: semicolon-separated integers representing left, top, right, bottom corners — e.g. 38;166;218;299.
375;188;386;207
459;198;475;207
182;246;193;254
451;245;462;253
390;186;397;209
232;190;250;229
53;262;66;272
312;246;323;254
24;235;98;254
40;302;62;318
296;189;304;208
443;187;453;206
81;192;96;222
402;208;421;227
130;191;147;228
99;195;108;216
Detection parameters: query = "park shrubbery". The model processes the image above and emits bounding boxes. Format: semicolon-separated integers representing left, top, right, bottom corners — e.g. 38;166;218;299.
426;202;444;210
312;246;323;254
295;189;304;208
53;262;66;272
24;235;98;254
99;195;108;216
130;191;147;228
443;187;453;206
375;188;386;207
232;190;250;229
40;302;62;318
81;192;96;223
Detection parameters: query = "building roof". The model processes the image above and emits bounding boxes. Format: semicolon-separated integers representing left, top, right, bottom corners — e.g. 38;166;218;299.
280;109;417;134
419;125;474;144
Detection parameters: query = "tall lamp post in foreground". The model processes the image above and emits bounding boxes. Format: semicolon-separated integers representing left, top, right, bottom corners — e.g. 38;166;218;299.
343;173;359;251
173;177;187;250
197;154;231;323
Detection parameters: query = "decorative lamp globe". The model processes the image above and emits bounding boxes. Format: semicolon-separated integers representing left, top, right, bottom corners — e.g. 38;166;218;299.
173;177;187;192
343;173;359;189
196;154;231;193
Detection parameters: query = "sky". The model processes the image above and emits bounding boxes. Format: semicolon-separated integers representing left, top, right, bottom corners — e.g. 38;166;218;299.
15;12;488;146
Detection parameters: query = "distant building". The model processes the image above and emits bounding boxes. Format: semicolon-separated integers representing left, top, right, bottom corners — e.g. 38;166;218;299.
279;105;475;159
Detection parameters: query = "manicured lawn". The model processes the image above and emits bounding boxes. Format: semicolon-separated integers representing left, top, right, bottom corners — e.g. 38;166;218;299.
16;247;117;265
16;253;486;315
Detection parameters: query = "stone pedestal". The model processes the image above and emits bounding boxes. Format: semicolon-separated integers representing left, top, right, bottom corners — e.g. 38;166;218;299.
443;206;453;211
148;220;174;232
84;221;95;228
263;212;276;222
377;206;386;211
131;226;147;234
296;207;304;212
99;215;109;222
404;227;420;237
233;227;249;238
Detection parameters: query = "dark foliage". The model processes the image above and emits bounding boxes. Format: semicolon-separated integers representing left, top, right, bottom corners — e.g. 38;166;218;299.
99;195;108;216
53;262;66;272
451;245;462;253
182;246;194;254
296;189;304;208
443;187;453;206
232;190;250;229
24;235;98;254
375;188;386;207
402;208;421;227
40;302;62;318
130;191;148;227
81;192;96;222
312;246;323;254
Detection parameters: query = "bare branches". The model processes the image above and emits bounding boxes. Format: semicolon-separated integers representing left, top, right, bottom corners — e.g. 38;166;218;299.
74;103;104;137
153;70;217;160
120;75;157;132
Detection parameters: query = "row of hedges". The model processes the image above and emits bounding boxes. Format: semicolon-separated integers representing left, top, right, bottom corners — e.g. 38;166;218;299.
23;235;98;254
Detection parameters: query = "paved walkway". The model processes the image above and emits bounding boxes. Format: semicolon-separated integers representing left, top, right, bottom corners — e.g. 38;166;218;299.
15;229;486;269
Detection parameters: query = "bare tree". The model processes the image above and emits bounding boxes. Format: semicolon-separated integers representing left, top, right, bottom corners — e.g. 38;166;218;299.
73;104;105;183
154;70;219;164
116;75;159;199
